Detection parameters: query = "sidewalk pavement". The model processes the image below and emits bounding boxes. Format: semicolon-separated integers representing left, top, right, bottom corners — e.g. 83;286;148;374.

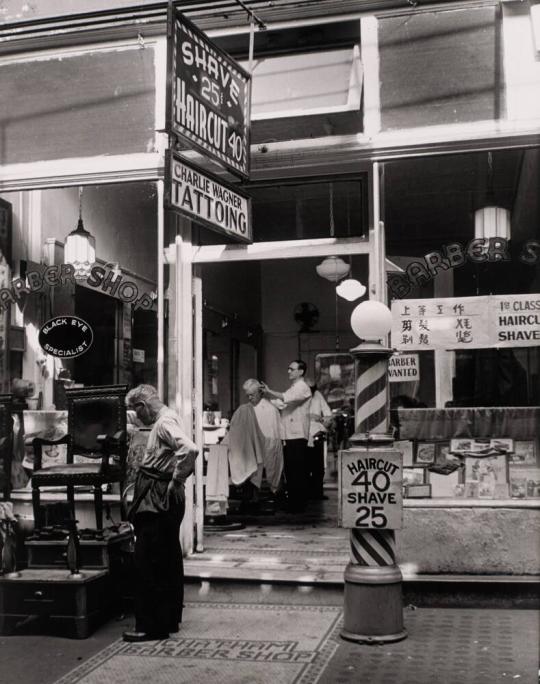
1;602;538;684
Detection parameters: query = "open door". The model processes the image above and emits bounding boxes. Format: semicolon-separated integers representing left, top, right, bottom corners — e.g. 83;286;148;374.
193;273;205;552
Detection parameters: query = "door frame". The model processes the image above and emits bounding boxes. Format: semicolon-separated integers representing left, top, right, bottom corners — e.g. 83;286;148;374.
175;162;385;553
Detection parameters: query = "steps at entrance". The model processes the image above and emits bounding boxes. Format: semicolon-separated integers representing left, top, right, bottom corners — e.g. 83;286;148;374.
184;570;540;609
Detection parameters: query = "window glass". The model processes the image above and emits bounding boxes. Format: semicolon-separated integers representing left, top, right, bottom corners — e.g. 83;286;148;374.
386;148;540;501
241;48;360;118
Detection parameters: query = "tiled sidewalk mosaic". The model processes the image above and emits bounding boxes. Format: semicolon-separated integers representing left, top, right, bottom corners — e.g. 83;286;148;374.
53;603;343;684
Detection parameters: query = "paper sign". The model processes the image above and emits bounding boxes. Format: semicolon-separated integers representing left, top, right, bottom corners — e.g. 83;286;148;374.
392;294;540;350
389;353;419;382
339;449;403;529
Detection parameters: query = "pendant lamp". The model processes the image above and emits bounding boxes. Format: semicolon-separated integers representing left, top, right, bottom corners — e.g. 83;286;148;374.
64;187;96;280
474;152;511;241
316;183;351;282
316;256;350;282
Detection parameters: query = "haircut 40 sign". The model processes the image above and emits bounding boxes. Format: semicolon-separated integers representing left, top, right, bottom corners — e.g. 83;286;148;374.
167;11;251;178
339;450;403;530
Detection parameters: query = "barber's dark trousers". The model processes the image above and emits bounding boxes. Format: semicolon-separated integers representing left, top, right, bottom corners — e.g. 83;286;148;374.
283;438;308;512
134;505;184;636
307;436;325;499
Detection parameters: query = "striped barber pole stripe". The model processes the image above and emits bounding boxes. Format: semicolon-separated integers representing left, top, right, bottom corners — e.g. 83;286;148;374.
355;357;389;435
350;528;396;566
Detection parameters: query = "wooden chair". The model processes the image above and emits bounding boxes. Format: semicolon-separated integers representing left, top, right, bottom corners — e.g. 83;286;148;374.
31;385;128;536
0;395;13;500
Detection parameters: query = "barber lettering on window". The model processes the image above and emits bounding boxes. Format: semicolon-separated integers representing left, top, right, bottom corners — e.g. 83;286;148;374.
260;360;312;513
123;384;198;643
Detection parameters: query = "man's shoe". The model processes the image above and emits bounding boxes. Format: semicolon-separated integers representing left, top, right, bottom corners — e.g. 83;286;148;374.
122;630;169;642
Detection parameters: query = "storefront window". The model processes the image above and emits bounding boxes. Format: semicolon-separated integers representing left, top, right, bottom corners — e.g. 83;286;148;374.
0;181;158;403
215;20;362;144
386;147;540;501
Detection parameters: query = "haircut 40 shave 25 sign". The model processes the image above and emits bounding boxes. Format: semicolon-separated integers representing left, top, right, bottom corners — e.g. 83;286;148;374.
167;153;251;242
339;450;403;530
168;11;251;178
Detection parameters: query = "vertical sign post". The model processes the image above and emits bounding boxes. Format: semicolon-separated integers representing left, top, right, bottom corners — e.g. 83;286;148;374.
339;301;407;644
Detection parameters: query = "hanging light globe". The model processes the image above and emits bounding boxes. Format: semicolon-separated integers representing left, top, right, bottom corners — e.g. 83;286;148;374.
336;278;366;302
64;187;96;280
474;206;511;240
64;218;96;280
315;256;350;282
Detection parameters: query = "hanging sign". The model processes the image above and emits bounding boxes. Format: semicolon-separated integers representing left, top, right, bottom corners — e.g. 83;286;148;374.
167;10;251;179
339;449;403;529
392;294;540;350
38;316;93;358
389;353;419;382
166;152;252;243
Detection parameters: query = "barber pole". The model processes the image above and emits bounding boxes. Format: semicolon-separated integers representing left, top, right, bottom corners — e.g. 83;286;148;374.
350;528;396;567
354;353;390;436
340;333;406;644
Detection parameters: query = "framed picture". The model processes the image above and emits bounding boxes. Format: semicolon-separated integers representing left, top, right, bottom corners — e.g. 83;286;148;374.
436;442;462;465
406;484;431;498
429;469;461;498
510;441;536;466
394;440;414;467
465;455;507;499
509;467;540;498
490;438;513;454
403;468;424;487
415;442;436;465
450;439;474;454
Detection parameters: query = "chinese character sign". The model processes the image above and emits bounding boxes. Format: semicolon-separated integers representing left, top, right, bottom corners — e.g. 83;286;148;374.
391;297;490;350
391;295;540;350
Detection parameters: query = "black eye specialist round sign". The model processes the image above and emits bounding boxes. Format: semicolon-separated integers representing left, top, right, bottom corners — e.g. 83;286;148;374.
38;316;93;358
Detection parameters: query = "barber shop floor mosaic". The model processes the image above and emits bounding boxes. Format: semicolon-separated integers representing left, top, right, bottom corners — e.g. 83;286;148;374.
52;603;343;684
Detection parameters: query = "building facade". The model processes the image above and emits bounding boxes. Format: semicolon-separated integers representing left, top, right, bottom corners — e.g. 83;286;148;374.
1;0;539;572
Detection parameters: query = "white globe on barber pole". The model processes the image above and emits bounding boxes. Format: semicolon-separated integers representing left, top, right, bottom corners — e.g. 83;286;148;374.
351;300;392;340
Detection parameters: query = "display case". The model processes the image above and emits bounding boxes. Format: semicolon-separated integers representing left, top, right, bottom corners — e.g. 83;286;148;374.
396;407;540;501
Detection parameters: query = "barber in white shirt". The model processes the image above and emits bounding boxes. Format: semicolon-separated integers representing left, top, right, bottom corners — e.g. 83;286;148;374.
261;359;312;513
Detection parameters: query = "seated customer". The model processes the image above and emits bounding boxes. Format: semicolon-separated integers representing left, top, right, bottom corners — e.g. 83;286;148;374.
223;379;284;508
242;379;283;495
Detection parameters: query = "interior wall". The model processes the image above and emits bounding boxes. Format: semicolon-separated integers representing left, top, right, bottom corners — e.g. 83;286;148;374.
261;256;368;391
41;183;158;282
202;261;262;416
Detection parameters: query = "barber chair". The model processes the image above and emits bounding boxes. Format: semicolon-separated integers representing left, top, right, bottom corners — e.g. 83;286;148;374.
30;385;128;537
0;395;13;501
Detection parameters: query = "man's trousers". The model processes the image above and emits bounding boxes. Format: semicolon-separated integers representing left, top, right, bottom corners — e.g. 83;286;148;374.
133;505;184;636
283;438;308;512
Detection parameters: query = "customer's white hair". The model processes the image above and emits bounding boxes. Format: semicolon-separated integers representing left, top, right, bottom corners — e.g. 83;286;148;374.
126;384;159;408
242;378;261;393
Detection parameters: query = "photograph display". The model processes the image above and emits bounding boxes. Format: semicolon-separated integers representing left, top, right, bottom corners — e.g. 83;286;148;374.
465;455;507;499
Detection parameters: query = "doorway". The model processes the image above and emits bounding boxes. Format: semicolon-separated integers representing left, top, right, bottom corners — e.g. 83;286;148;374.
74;285;118;386
199;255;369;537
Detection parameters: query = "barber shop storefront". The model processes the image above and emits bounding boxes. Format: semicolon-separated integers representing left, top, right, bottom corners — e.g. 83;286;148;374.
0;0;539;605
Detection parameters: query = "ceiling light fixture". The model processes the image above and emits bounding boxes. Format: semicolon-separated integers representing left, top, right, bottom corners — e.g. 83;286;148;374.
64;187;96;280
